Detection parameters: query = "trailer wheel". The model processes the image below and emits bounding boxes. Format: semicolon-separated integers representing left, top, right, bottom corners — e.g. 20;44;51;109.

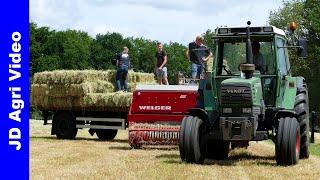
276;117;300;165
179;116;206;164
53;111;77;139
294;86;310;159
96;129;118;140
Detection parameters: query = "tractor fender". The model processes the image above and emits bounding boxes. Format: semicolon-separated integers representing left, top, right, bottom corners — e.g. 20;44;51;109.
296;76;305;89
275;109;297;121
188;108;209;123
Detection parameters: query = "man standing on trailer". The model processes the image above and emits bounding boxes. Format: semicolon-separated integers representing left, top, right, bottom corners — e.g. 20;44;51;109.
155;42;169;85
116;46;130;91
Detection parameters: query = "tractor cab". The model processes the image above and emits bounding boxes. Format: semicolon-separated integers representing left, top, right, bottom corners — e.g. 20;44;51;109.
213;25;288;107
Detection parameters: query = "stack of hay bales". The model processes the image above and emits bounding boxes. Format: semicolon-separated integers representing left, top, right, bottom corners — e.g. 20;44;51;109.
31;70;156;111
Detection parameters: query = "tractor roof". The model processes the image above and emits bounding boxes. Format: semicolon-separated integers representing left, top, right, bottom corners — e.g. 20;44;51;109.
215;26;286;37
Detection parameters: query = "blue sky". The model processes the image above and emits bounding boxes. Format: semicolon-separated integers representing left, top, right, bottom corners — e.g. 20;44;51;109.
30;0;283;45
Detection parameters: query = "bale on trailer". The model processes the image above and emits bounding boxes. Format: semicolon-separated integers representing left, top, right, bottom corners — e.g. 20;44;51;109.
30;69;156;140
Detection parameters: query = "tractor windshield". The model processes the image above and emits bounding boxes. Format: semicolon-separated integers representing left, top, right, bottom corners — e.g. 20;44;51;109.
216;40;275;75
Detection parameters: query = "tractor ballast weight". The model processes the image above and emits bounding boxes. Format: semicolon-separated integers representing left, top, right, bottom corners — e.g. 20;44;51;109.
179;21;310;165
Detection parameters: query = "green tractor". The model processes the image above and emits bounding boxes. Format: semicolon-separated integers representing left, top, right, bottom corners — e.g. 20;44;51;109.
179;21;309;165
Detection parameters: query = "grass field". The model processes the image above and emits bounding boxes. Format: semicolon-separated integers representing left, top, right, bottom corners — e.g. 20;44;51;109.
30;120;320;180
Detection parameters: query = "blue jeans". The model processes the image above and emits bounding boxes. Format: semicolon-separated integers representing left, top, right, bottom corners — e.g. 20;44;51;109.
191;63;203;79
116;64;129;91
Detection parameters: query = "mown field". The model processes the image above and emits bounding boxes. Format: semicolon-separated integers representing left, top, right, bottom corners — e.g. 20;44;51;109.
30;120;320;180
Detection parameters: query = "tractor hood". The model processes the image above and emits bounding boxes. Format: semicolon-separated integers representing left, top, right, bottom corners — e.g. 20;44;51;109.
221;77;263;107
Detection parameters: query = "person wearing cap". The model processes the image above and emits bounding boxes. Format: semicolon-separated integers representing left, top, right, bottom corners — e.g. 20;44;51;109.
155;42;169;85
187;36;212;79
252;41;266;74
115;46;130;91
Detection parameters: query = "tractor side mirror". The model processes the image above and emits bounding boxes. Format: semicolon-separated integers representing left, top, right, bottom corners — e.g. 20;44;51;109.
297;38;307;59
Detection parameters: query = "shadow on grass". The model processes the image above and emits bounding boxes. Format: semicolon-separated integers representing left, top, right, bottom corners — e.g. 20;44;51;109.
30;136;128;143
108;145;178;151
158;151;276;166
109;146;132;150
156;154;180;159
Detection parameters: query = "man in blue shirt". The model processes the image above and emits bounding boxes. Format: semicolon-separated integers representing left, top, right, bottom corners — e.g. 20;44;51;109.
116;47;130;91
187;36;212;79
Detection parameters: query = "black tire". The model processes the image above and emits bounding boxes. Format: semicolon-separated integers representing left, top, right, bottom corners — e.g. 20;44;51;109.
53;111;78;139
179;116;206;164
294;86;310;159
96;129;118;140
276;117;300;165
206;140;230;160
179;116;188;161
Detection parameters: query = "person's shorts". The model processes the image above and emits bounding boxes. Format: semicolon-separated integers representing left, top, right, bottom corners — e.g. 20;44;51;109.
155;67;167;80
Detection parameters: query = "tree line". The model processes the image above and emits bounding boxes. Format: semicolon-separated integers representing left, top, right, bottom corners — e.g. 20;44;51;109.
30;0;320;111
269;0;320;111
30;22;198;84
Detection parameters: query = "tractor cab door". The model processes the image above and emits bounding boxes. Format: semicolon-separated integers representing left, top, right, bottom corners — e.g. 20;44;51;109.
275;37;291;108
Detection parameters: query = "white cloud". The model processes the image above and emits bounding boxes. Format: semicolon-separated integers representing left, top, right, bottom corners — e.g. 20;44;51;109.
30;0;283;45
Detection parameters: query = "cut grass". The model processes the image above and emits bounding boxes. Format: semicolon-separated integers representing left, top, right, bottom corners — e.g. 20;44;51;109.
30;120;320;180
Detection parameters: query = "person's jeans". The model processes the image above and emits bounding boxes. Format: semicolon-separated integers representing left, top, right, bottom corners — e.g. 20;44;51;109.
116;64;129;91
191;63;203;79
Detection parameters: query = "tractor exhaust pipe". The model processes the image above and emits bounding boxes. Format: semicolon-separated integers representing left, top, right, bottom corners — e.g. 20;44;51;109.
246;21;253;64
241;21;255;79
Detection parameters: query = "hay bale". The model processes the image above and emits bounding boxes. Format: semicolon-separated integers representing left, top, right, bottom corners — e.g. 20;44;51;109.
33;70;155;85
31;69;155;110
31;81;115;98
83;92;132;108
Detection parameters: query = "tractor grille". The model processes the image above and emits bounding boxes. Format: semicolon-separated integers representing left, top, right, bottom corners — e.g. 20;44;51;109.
220;84;252;107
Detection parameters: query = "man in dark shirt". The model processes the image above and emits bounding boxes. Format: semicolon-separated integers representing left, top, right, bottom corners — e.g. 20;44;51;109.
155;42;169;85
187;36;212;79
115;46;130;91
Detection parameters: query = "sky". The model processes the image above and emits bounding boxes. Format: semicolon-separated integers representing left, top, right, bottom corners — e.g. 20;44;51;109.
30;0;283;45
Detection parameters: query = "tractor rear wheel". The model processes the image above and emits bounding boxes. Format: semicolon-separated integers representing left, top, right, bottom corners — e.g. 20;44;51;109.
96;129;118;140
276;117;300;165
179;116;206;164
53;111;78;139
294;86;310;159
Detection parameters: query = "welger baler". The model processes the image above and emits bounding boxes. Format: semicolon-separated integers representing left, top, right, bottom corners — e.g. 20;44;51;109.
128;85;198;148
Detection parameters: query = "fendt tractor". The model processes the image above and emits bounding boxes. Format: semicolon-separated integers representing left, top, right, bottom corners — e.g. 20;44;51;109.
179;21;310;166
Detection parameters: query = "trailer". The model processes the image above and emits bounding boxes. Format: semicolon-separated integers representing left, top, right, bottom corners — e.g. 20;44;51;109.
40;105;128;140
38;84;198;142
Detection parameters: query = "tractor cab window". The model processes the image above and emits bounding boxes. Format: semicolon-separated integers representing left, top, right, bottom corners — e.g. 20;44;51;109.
217;40;275;75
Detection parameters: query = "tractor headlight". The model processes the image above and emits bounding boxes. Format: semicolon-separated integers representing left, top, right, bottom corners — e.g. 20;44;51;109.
242;108;252;114
223;108;232;113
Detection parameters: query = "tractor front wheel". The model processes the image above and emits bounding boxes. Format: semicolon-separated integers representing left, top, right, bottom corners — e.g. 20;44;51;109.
179;116;206;164
276;117;300;165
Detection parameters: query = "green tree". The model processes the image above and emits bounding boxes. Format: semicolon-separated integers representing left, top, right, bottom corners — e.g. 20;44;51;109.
304;0;320;111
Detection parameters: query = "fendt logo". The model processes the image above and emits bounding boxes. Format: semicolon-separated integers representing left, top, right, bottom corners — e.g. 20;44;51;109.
139;106;172;111
227;89;245;93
